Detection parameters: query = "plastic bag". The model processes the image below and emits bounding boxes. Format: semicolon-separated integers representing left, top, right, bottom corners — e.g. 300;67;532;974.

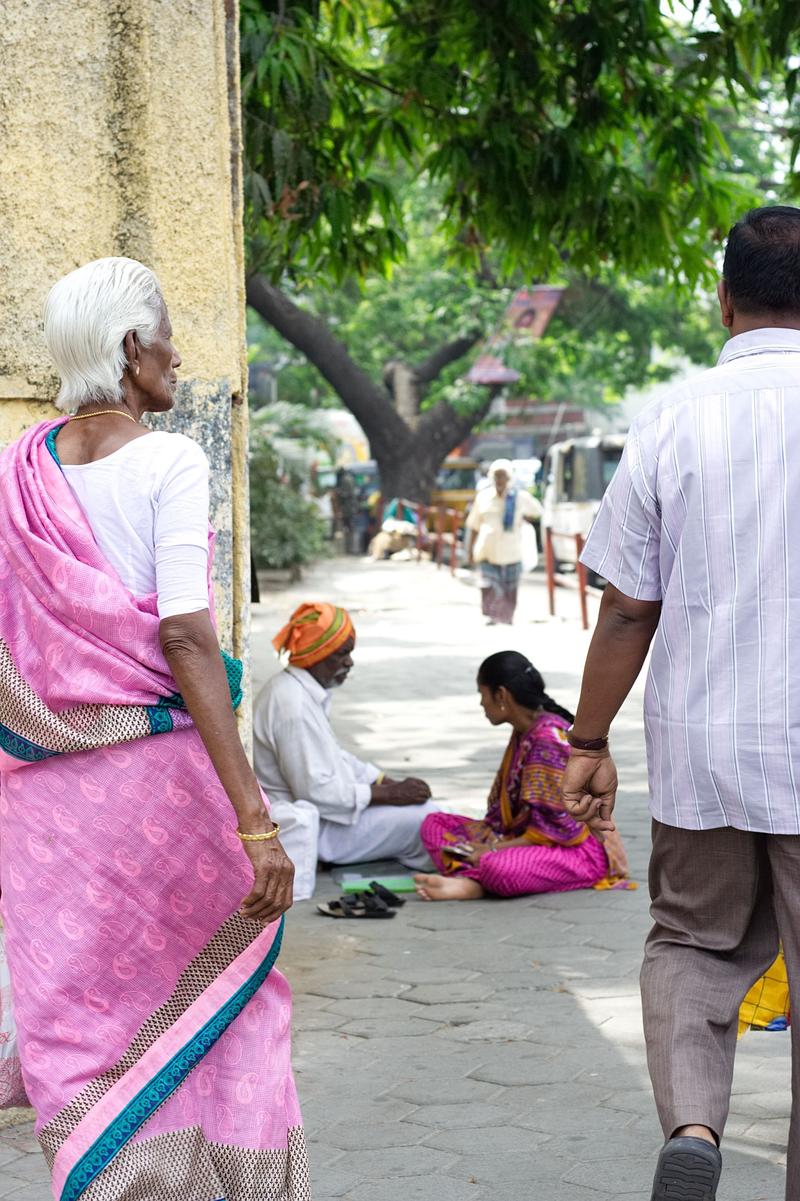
521;521;538;572
0;929;28;1108
738;949;790;1038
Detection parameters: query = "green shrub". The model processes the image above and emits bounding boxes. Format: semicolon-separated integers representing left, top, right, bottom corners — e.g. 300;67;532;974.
249;440;327;570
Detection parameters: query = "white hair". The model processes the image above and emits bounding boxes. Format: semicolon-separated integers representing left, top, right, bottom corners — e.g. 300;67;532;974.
489;458;514;478
44;257;164;412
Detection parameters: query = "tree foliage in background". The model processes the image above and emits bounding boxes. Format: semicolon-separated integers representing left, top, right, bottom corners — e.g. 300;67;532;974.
241;0;800;498
248;245;727;425
249;441;327;571
248;400;331;571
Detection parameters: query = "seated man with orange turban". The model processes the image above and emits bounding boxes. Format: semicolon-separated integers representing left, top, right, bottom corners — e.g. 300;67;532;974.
253;602;439;900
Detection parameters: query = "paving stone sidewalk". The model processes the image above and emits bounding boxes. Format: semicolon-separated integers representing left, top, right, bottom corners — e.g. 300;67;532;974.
261;560;790;1201
0;559;789;1199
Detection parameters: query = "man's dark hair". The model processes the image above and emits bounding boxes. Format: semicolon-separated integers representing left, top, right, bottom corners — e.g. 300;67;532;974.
723;206;800;313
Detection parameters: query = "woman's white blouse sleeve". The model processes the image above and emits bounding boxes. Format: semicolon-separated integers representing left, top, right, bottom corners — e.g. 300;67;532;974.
153;438;211;619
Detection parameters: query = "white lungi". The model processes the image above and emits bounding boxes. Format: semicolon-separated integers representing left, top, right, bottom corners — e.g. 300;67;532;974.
268;798;320;902
318;800;438;871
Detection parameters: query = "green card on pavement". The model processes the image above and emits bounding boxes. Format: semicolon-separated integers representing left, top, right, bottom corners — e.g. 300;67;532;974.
340;875;418;894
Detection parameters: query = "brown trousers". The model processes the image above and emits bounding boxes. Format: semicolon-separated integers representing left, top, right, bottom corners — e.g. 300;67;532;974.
641;821;799;1193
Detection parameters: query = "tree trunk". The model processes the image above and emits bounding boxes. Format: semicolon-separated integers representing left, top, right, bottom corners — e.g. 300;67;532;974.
246;274;496;504
375;447;444;503
383;361;421;430
375;389;499;501
246;274;409;461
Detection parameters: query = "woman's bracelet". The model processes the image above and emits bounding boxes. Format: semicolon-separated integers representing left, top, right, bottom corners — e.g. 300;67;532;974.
236;824;281;842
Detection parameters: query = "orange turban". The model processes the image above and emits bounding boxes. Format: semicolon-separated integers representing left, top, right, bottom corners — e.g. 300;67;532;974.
272;603;356;668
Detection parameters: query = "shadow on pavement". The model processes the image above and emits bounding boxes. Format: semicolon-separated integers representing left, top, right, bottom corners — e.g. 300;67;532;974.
256;558;790;1201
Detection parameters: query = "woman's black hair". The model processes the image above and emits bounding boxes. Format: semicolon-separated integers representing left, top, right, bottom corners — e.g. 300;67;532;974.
477;650;574;724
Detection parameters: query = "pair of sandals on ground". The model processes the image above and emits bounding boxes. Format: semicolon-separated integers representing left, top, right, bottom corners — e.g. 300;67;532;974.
317;881;406;919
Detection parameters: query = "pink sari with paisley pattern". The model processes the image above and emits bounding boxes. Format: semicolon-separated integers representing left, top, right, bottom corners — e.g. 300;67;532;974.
0;420;308;1201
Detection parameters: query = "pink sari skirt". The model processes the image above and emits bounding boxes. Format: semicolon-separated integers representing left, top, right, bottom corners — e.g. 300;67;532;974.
421;810;610;897
0;728;308;1201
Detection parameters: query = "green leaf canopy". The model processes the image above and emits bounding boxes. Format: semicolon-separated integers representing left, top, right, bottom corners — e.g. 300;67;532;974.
241;0;800;286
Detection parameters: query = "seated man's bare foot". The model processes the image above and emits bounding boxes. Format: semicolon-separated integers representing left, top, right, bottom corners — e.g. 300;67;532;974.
414;873;485;901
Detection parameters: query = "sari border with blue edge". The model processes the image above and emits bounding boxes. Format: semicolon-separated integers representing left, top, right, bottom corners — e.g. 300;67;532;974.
59;916;285;1201
144;706;174;735
0;722;59;763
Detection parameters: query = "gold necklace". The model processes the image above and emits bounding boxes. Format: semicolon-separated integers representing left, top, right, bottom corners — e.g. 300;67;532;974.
69;409;138;424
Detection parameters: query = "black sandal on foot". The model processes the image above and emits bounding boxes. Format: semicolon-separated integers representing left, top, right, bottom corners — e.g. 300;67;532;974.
651;1136;721;1201
316;895;396;919
368;881;406;908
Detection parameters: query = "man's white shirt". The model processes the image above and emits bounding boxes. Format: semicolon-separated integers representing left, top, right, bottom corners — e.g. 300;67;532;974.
583;327;800;833
253;665;379;825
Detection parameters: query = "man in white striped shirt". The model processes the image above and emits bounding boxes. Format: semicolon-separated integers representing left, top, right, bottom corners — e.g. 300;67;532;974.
562;206;800;1201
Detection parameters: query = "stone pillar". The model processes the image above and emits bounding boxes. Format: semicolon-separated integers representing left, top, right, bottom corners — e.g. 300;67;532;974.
0;0;249;670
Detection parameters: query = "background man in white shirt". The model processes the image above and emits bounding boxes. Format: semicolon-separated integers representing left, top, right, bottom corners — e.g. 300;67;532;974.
253;602;438;900
562;206;800;1201
466;459;541;624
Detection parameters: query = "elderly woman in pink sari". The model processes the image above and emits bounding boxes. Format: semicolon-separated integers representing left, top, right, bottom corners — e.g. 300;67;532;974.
415;652;633;901
0;259;308;1199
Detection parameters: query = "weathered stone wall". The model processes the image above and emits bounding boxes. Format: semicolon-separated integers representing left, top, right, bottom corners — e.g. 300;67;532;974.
0;0;250;668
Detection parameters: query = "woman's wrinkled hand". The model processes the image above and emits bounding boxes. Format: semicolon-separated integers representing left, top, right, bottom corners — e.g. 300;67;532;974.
561;750;619;833
239;839;295;923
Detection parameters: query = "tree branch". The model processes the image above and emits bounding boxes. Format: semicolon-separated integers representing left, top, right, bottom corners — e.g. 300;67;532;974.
246;274;410;453
416;385;501;456
414;331;482;384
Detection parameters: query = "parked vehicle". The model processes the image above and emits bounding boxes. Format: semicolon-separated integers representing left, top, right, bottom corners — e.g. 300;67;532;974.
541;434;625;582
430;458;479;515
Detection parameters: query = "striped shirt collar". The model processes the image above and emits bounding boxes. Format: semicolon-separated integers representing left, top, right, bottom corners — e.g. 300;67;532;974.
717;326;800;366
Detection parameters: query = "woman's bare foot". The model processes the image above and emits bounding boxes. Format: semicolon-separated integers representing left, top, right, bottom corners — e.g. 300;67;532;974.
414;874;485;901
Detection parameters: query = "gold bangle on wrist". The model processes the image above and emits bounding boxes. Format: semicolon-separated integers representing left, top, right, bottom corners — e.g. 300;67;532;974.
375;771;386;785
236;824;281;842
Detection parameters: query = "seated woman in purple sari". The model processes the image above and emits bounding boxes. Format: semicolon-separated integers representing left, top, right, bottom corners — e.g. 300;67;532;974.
415;651;633;901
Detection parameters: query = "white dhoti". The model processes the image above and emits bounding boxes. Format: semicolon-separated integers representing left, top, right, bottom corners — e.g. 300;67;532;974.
268;798;320;902
318;800;438;871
